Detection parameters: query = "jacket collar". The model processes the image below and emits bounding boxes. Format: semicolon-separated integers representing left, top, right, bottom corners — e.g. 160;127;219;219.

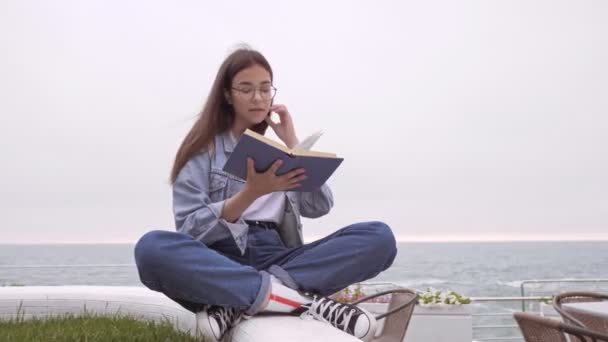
219;130;235;154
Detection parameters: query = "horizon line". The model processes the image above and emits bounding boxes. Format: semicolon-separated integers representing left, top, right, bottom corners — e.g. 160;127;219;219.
1;236;608;245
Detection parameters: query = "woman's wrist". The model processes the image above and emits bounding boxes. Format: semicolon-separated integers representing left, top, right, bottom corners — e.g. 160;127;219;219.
284;135;299;149
242;183;264;201
222;186;259;223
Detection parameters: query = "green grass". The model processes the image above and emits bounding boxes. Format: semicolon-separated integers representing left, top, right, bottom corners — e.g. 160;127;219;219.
0;314;200;341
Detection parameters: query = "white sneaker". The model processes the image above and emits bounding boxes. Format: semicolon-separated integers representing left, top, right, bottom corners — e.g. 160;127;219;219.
196;306;243;341
298;296;377;341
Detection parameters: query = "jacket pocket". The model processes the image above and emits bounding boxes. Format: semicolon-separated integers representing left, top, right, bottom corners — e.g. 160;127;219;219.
209;172;228;202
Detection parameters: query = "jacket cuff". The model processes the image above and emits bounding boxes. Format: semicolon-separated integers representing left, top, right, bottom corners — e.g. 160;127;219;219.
208;200;249;255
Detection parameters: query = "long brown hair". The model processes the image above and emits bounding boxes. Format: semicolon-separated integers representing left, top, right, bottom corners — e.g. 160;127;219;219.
170;47;273;184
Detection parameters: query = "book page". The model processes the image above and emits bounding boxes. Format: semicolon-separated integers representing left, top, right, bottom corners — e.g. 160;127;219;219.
245;128;336;158
244;129;290;153
293;130;323;151
293;149;337;158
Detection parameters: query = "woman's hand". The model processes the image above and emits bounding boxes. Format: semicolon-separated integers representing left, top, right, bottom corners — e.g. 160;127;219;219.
223;158;306;223
243;158;306;197
265;104;299;149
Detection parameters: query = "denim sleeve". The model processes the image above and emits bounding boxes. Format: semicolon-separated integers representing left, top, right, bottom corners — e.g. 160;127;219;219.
295;183;334;218
172;154;249;253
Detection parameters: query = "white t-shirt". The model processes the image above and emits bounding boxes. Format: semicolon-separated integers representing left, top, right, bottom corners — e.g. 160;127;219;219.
242;191;286;224
230;131;287;224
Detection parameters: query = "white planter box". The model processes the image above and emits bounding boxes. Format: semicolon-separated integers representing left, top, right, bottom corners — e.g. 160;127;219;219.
359;303;472;342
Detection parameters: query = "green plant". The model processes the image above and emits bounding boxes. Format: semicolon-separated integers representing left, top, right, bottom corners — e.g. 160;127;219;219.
334;284;367;304
417;287;471;306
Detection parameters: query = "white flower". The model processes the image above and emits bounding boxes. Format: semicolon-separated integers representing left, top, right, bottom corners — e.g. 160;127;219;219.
417;288;471;306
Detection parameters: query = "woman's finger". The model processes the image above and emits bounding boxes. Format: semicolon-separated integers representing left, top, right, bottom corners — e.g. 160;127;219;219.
285;168;305;179
271;105;289;117
271;104;286;112
246;157;255;176
286;173;307;183
265;115;277;127
278;170;305;185
268;159;283;174
286;183;302;190
288;174;307;184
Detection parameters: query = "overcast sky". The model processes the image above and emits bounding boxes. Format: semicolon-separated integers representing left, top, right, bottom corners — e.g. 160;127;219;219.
1;0;607;243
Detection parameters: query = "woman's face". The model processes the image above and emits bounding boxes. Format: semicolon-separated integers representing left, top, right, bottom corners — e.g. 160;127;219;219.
228;64;274;127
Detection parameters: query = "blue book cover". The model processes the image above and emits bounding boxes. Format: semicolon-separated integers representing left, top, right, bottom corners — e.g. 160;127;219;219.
223;129;343;192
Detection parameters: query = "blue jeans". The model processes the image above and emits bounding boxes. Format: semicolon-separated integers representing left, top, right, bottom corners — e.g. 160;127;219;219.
134;221;397;315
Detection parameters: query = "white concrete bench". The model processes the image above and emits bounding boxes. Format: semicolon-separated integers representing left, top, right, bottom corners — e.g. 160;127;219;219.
0;286;358;342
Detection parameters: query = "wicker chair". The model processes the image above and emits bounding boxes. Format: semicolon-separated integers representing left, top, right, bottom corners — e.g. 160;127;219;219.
514;312;608;342
351;288;418;342
553;291;608;333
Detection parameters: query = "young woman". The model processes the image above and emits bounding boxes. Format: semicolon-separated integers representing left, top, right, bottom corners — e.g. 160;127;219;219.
134;47;397;342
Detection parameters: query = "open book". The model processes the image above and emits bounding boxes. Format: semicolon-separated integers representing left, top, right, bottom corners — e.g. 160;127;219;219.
223;129;344;192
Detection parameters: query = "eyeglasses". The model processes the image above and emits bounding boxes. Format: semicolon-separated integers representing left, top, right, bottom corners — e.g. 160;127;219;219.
231;85;277;100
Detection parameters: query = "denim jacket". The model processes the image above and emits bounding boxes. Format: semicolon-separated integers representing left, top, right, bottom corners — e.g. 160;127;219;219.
172;130;334;255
